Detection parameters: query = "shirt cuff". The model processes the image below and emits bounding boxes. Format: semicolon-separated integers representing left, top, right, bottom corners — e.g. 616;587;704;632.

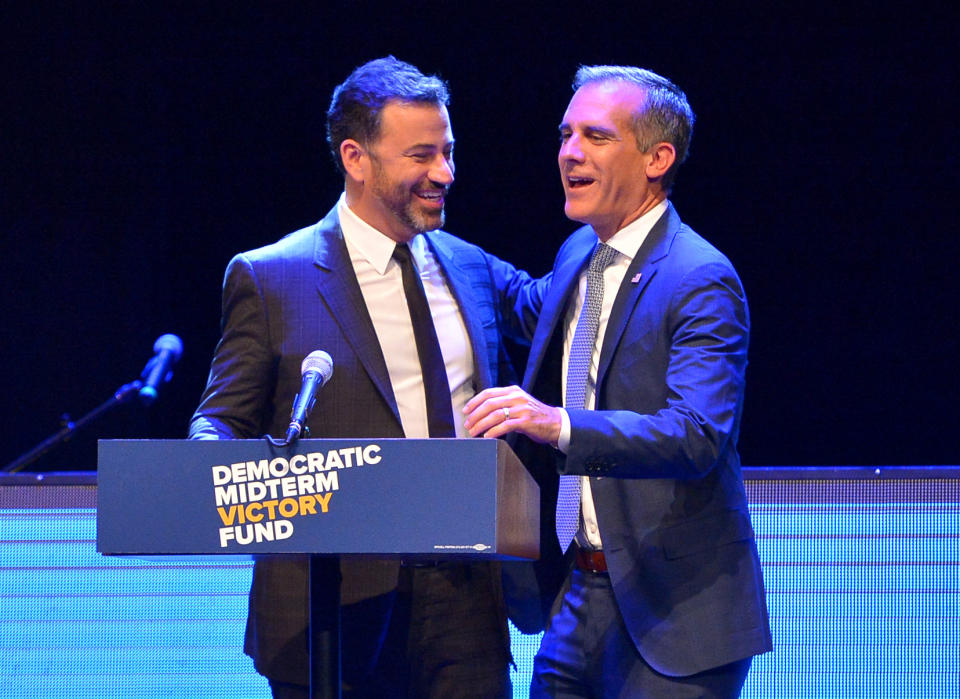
556;408;571;453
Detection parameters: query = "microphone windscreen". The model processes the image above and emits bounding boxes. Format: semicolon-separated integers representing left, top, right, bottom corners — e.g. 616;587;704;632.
301;350;333;384
154;333;184;359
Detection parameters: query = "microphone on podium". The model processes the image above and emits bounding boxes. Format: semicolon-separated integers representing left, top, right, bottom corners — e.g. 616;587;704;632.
284;350;334;444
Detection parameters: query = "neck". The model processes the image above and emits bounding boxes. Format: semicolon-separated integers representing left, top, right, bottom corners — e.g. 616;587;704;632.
595;191;666;242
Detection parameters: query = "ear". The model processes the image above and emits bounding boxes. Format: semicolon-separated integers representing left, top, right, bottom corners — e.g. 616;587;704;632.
340;139;367;183
645;142;677;181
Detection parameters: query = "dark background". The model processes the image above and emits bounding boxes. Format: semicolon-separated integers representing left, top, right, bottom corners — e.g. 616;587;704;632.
3;3;957;470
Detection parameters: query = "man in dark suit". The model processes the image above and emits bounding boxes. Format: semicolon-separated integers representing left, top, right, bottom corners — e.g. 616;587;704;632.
464;65;772;697
190;57;530;698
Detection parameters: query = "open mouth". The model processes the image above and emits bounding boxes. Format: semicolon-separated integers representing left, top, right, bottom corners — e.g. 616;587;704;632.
566;176;595;189
416;189;446;206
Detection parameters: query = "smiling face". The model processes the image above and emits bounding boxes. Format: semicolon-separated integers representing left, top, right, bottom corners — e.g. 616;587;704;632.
558;80;665;241
345;100;455;243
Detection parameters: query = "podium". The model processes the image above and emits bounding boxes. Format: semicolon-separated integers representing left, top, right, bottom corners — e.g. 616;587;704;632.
97;438;539;697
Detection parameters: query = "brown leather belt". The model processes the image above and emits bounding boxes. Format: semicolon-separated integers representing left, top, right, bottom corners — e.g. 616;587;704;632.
574;546;608;574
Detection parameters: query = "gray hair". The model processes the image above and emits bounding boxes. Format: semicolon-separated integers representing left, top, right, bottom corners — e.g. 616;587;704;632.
574;65;695;191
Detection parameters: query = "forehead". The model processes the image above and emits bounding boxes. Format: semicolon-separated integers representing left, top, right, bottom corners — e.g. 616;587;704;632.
376;100;453;146
562;80;647;129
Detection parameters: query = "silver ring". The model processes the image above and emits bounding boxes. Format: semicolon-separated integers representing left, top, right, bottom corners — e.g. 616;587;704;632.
502;406;510;420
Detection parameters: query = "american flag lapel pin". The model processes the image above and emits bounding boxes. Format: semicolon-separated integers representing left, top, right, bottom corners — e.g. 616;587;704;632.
631;273;642;284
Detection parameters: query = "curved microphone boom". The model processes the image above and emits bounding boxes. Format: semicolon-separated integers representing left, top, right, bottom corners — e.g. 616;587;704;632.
4;332;184;472
284;350;334;444
138;334;184;405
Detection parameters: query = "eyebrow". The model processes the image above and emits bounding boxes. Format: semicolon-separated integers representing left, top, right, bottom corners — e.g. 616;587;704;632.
558;123;618;139
587;126;618;138
405;139;455;151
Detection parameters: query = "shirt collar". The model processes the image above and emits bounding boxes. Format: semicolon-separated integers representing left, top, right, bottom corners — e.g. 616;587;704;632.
337;193;427;274
604;199;668;262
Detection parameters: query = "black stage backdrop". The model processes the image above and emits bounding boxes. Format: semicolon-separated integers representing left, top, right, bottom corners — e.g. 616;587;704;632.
2;3;956;469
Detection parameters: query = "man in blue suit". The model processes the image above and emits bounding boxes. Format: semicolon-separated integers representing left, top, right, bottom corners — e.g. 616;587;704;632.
465;65;772;697
191;57;531;698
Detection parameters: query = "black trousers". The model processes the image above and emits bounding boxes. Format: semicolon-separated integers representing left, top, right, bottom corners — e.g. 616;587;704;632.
271;562;511;699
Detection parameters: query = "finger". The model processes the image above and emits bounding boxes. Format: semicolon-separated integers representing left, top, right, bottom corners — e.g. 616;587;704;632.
463;394;512;430
482;415;517;440
482;425;508;439
463;386;508;413
463;385;522;413
463;401;493;431
467;408;506;437
466;402;514;437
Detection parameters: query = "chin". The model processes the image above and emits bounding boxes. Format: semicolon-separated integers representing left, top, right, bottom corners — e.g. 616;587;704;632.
563;202;589;223
427;207;445;228
411;211;444;233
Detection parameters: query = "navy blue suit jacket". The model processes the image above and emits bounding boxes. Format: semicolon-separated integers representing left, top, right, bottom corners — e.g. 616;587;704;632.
517;203;772;676
190;207;527;683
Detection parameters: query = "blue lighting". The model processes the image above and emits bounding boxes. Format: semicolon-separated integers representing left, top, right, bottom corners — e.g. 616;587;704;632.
1;474;958;698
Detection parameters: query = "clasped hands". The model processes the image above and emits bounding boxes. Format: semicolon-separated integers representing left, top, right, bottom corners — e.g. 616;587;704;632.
462;385;562;446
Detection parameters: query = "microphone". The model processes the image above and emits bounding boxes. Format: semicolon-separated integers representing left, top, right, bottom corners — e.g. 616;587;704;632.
284;350;334;444
138;334;184;405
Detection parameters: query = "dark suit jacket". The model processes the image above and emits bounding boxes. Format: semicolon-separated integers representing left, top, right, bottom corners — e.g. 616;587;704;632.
517;203;772;677
189;207;526;684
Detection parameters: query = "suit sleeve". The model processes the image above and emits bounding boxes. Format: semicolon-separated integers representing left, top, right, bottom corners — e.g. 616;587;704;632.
484;252;551;347
189;253;276;440
562;260;749;480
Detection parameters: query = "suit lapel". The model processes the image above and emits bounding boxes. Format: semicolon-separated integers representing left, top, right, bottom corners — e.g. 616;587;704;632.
424;232;494;390
523;232;596;389
596;204;680;387
312;210;401;426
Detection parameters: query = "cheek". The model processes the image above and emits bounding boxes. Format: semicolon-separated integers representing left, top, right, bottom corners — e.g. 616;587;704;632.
414;167;435;185
605;164;636;200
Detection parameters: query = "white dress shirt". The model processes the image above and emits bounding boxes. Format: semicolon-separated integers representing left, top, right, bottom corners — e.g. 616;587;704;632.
337;194;475;439
558;200;668;549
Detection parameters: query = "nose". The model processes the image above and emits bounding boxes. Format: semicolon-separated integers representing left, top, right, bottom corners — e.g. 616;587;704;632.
559;134;583;164
430;154;455;186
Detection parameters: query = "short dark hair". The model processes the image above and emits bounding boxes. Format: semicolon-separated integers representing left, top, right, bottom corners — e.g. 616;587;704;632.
326;56;450;174
574;65;695;192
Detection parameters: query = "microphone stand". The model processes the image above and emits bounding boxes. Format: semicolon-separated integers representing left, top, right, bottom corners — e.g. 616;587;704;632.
1;380;143;473
264;429;341;698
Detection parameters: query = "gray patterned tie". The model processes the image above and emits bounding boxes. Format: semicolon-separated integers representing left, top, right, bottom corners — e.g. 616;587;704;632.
556;242;619;552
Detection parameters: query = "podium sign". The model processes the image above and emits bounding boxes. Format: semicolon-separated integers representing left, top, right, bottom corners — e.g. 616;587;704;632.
97;438;538;560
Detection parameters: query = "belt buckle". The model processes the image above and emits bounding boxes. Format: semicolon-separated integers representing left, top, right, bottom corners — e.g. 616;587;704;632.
575;546;608;574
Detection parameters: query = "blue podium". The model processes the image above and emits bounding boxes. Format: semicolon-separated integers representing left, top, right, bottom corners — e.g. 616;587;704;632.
97;437;540;698
97;438;539;559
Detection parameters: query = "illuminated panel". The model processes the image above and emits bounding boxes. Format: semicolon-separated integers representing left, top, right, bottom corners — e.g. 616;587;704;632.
0;476;268;698
1;470;958;698
741;470;960;698
509;468;960;698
